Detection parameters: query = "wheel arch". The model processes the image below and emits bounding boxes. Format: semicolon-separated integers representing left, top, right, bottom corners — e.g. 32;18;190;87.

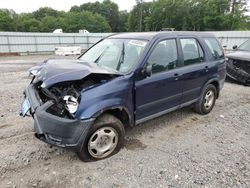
93;106;133;128
204;78;220;98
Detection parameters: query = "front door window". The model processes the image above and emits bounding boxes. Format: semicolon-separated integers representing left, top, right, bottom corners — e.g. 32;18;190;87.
147;39;178;74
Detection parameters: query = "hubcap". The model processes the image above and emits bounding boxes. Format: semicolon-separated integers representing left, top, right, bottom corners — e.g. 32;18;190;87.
88;127;118;159
204;90;215;110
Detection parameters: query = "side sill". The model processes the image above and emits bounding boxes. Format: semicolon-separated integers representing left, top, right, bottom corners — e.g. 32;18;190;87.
135;99;198;125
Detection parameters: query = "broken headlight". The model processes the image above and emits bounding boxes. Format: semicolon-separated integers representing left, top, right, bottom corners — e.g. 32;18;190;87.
30;69;41;76
63;95;79;114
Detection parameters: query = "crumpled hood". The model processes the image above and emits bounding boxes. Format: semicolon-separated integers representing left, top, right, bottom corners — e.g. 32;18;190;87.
29;58;121;88
226;51;250;62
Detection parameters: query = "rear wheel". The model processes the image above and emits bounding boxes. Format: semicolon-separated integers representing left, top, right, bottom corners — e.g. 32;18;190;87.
194;84;217;115
77;114;125;162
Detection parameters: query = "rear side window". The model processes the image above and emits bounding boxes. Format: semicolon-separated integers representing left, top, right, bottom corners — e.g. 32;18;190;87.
180;38;204;66
204;38;224;59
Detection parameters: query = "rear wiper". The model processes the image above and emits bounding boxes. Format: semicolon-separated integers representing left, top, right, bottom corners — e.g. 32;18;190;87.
94;46;109;63
117;42;125;70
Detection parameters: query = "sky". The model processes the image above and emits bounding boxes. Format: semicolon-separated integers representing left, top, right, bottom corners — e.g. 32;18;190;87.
1;0;249;15
0;0;153;13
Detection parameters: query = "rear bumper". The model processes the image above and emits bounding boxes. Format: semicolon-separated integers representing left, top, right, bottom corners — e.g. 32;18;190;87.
25;84;94;151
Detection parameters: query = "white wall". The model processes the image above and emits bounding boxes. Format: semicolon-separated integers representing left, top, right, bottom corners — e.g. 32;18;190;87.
211;31;250;50
0;32;111;54
0;31;249;54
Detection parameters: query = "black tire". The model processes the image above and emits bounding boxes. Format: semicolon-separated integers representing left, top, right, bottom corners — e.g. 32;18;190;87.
77;114;125;162
194;84;217;115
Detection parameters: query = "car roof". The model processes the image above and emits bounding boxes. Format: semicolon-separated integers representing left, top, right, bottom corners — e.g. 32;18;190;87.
108;31;216;41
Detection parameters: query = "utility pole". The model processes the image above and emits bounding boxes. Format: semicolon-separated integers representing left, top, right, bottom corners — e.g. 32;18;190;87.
136;0;143;32
140;0;143;32
231;0;237;14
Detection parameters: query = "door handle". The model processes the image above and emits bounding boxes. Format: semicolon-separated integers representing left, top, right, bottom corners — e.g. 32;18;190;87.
205;66;209;72
174;73;179;80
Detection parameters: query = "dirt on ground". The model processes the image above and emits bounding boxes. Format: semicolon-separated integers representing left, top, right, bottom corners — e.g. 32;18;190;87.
0;55;249;188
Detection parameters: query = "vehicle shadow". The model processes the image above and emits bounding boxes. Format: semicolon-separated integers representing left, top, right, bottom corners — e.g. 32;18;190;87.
42;107;198;162
123;106;198;149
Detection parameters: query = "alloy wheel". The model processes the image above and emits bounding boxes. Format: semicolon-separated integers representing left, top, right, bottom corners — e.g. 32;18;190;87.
88;127;118;159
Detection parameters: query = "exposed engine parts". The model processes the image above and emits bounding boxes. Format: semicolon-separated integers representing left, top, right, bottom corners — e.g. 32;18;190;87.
63;95;78;114
37;74;114;119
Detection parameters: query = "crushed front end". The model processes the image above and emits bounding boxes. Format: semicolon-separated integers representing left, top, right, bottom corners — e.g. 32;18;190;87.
22;81;94;151
20;58;120;151
226;58;250;86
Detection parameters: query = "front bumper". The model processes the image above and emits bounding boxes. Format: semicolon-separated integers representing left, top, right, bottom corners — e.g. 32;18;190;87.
24;84;94;151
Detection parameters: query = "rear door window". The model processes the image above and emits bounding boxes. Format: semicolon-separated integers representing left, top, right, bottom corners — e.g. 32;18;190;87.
204;38;224;59
180;38;205;66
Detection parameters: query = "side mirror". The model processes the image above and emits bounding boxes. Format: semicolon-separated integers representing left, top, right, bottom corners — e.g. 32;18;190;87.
142;64;152;78
232;45;238;50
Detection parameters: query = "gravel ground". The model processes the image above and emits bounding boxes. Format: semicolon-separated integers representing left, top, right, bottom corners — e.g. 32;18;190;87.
0;55;249;188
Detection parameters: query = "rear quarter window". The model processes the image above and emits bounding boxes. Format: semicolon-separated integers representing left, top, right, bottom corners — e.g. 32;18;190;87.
204;38;224;60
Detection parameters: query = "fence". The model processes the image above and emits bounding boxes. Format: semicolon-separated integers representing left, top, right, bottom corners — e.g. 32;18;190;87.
0;32;111;55
0;31;250;55
210;31;250;50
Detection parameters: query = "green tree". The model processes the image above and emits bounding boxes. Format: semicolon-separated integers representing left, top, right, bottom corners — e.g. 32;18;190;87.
143;0;248;31
144;0;189;31
229;0;248;30
128;2;153;31
32;7;60;20
202;0;231;30
62;11;111;33
39;16;61;32
70;0;119;32
0;0;248;32
102;0;119;31
0;9;16;31
117;11;129;32
16;14;41;32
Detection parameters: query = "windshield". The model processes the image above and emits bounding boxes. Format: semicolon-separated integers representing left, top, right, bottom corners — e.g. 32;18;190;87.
238;40;250;51
79;38;148;73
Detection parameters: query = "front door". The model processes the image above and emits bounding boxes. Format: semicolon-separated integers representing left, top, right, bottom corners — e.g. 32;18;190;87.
135;39;182;122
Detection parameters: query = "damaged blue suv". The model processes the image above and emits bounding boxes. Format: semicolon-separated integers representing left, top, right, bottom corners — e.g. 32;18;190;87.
20;32;226;161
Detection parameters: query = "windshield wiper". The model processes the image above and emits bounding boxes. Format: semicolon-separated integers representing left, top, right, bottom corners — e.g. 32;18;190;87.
94;46;109;63
237;49;249;52
116;42;125;71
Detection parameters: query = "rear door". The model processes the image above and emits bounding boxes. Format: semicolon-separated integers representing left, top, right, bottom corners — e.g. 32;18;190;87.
203;37;226;87
178;37;210;104
135;38;182;122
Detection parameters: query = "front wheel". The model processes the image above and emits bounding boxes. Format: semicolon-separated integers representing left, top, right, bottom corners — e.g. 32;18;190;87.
77;114;125;162
194;84;217;115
